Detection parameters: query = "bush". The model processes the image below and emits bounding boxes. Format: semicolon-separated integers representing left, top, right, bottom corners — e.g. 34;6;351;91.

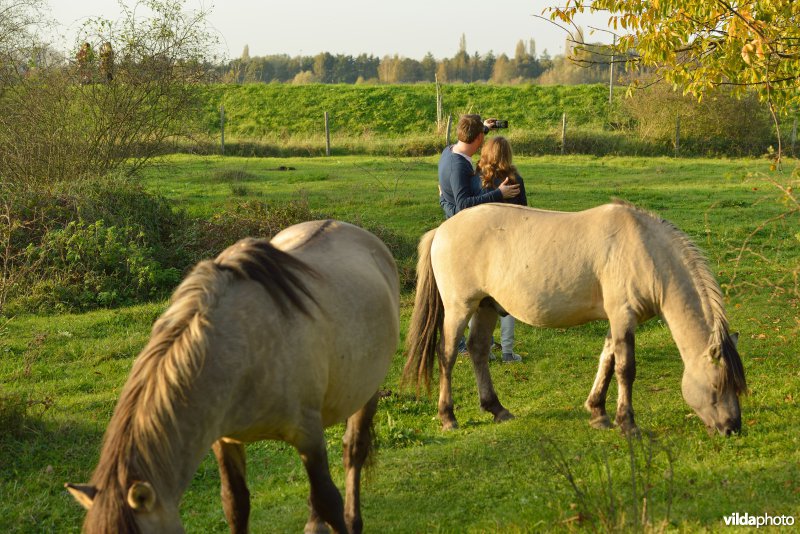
621;82;776;156
1;175;189;314
1;174;336;314
177;196;324;265
0;0;218;187
16;220;181;311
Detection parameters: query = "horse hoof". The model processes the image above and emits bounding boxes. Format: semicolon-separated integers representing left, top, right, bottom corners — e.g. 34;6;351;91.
494;409;515;423
441;420;459;431
304;522;330;534
589;415;612;430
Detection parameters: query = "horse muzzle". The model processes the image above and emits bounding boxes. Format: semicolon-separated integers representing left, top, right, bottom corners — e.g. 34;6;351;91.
714;417;741;436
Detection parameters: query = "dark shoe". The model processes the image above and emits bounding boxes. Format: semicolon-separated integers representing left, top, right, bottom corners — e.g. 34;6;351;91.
502;352;522;363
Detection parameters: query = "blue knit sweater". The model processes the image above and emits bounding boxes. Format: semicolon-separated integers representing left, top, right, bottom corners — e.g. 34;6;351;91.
438;145;502;219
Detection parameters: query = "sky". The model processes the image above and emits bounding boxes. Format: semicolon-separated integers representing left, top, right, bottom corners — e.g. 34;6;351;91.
48;0;615;61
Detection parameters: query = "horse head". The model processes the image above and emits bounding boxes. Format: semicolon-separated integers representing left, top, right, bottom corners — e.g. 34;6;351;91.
66;480;184;533
681;332;745;436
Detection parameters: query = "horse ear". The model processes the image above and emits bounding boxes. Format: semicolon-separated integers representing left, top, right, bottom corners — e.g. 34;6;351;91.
65;483;97;510
127;481;157;512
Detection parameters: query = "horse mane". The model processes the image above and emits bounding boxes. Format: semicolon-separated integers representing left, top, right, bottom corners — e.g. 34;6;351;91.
86;238;318;532
612;199;747;395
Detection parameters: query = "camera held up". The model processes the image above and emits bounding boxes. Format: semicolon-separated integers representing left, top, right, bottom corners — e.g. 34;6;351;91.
483;120;509;133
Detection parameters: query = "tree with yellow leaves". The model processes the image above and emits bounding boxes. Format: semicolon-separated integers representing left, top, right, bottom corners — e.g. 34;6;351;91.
547;1;800;154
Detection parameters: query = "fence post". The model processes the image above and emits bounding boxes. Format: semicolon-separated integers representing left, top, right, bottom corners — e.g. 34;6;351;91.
220;104;225;155
608;35;616;106
561;112;567;155
675;115;681;157
435;74;443;132
445;114;452;146
324;111;331;156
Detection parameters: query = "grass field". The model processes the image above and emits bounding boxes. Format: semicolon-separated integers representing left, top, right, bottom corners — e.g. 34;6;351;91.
1;154;798;532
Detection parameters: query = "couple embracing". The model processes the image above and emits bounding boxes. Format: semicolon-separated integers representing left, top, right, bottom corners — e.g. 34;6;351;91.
437;114;528;363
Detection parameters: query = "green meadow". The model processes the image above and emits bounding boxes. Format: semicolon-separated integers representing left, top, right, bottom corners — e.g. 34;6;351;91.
1;154;798;532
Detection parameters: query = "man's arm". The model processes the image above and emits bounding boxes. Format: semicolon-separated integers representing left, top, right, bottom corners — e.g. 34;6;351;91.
449;158;502;212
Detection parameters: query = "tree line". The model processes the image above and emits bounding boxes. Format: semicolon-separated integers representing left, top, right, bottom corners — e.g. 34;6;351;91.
219;34;613;85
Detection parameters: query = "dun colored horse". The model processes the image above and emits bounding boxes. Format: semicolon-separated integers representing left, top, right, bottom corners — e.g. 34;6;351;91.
67;220;400;533
405;201;746;435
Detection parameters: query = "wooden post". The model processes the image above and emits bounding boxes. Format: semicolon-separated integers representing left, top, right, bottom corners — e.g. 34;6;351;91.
675;115;681;157
791;115;798;156
561;112;567;155
445;114;452;145
220;105;225;155
608;35;616;106
324;111;331;156
435;74;443;132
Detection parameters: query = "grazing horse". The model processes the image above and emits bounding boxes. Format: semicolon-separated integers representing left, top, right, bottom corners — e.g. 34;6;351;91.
67;220;400;534
404;201;746;435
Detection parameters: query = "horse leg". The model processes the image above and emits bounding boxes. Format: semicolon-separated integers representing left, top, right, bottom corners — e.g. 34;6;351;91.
609;315;638;435
584;331;615;429
438;309;471;430
212;439;250;534
298;423;347;534
342;392;379;534
467;305;513;423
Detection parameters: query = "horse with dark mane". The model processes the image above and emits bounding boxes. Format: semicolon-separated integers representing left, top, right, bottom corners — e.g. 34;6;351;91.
404;201;746;435
67;220;400;534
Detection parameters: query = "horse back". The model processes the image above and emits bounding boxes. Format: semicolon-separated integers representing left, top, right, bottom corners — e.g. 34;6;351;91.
435;203;665;327
210;221;400;437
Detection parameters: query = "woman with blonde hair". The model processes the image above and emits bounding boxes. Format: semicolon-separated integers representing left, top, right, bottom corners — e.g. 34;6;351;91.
476;136;528;207
476;136;528;362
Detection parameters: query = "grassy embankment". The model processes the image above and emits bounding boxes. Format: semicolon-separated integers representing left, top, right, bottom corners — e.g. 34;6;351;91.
1;154;798;532
192;83;778;158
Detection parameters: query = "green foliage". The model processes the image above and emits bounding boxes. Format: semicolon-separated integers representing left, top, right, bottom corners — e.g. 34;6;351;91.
549;1;800;115
181;197;322;264
623;82;777;155
1;173;336;314
1;175;187;314
0;0;219;187
18;220;180;312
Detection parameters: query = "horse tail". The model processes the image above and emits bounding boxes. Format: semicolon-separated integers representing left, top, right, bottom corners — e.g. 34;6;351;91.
403;228;443;393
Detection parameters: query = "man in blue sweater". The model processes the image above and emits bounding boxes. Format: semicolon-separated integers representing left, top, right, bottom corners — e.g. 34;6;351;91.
439;114;519;218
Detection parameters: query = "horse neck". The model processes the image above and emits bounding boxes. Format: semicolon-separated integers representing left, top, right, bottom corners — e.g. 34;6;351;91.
660;288;715;363
656;241;725;364
92;372;218;504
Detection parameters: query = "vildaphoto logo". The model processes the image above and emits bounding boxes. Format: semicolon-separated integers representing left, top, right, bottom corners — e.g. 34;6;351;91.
723;512;795;528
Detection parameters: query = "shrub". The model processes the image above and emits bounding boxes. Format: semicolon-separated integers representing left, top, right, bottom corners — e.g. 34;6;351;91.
175;195;324;266
0;0;218;187
16;220;181;312
621;82;776;156
1;175;188;314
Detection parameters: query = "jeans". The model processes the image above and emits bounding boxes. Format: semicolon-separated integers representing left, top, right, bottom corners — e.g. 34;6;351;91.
499;314;516;354
460;314;516;354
